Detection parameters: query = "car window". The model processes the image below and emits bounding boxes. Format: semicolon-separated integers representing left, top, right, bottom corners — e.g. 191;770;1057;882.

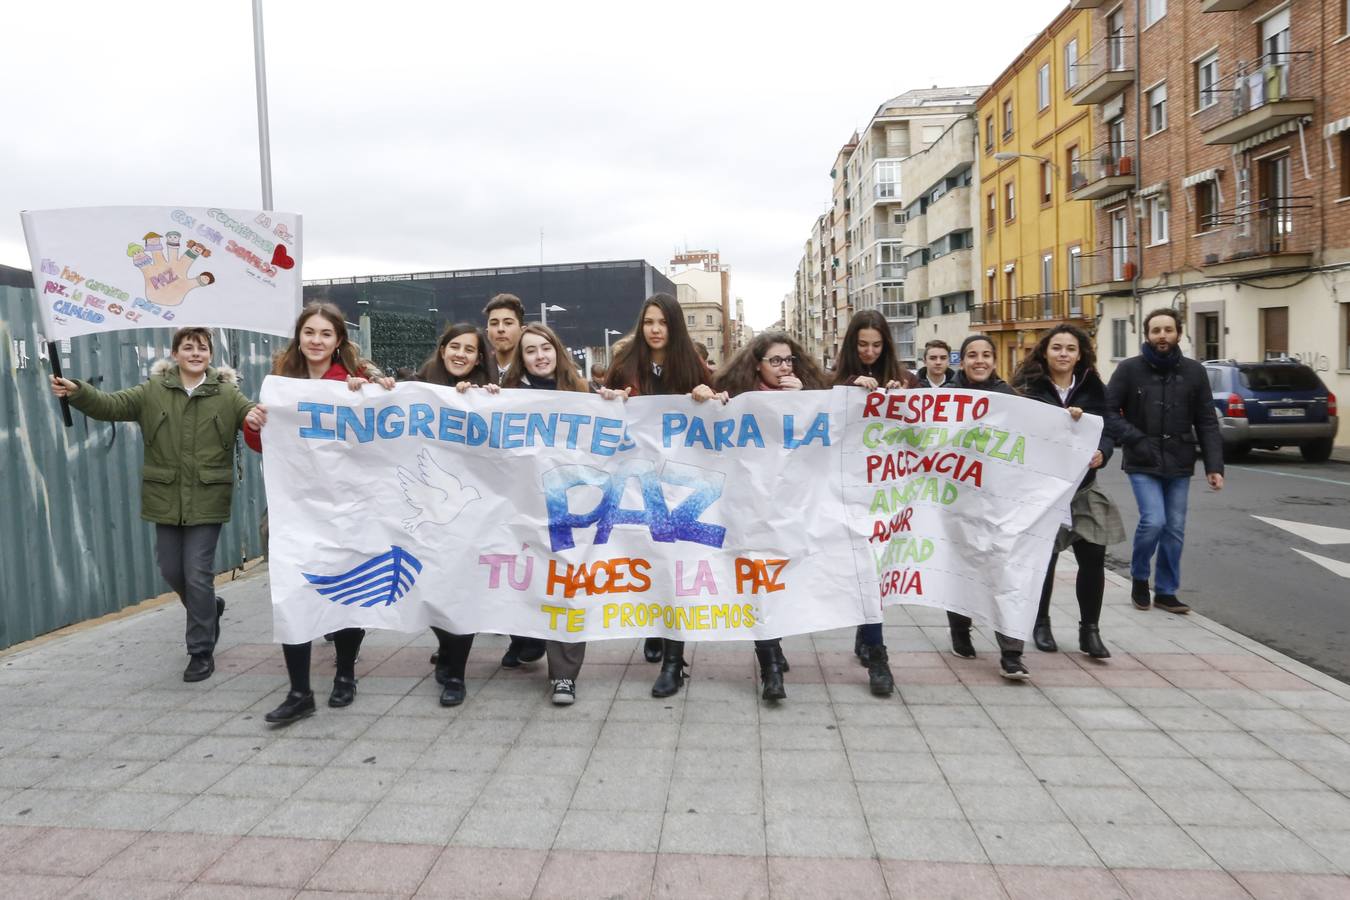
1205;368;1226;391
1239;366;1321;391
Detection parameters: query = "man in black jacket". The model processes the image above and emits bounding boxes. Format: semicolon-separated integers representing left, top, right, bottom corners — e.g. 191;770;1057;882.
1105;308;1224;614
916;339;957;388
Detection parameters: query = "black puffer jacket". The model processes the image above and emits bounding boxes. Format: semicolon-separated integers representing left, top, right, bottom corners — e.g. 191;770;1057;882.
1105;351;1223;477
1015;366;1116;489
954;371;1018;396
916;368;957;388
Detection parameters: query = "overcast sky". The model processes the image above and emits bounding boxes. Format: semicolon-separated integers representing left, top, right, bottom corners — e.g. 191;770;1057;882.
3;0;1069;328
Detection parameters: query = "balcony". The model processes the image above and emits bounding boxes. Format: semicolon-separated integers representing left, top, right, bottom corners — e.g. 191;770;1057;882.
1070;34;1134;105
876;262;908;281
904;266;929;304
1078;246;1138;295
1201;0;1256;10
927;186;972;243
1069;142;1137;201
969;292;1098;328
929;249;973;298
1197;197;1314;275
873;221;906;241
1199;52;1315;145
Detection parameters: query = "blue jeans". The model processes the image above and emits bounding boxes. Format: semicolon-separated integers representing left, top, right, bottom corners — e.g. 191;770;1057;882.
1127;473;1191;596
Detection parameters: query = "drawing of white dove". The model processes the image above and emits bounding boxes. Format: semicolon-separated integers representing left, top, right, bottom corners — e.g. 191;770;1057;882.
397;449;482;531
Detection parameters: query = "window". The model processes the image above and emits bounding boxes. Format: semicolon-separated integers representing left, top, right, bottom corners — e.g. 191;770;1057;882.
686;314;695;326
1107;10;1127;71
1041;253;1054;294
986;271;997;302
1037;64;1051;111
1068;247;1083;315
1111;319;1128;359
1041;161;1053;204
1195;181;1219;232
986;192;996;231
1065;38;1080;90
705;314;714;326
1196;52;1219;110
1066;145;1083;191
1342;132;1350;198
1144;0;1166;27
1147;196;1169;245
1147;83;1168;134
1002;99;1014;137
984;115;994;151
1005;268;1017;300
922;125;945;144
1005;181;1016;221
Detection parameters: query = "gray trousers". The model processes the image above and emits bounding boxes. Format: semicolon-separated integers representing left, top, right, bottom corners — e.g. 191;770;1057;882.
946;612;1024;657
155;523;223;657
546;640;586;680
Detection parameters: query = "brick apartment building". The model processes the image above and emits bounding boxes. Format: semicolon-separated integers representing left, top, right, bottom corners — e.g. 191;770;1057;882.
1068;0;1350;439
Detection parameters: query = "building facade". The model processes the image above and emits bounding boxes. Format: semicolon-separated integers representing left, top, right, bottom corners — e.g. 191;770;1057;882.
901;116;979;363
976;6;1099;379
846;88;985;364
1069;0;1348;440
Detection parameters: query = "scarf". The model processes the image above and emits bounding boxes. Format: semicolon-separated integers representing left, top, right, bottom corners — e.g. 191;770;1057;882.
1140;341;1182;372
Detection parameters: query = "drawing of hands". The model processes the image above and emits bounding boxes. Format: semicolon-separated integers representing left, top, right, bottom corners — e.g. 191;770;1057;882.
127;230;215;307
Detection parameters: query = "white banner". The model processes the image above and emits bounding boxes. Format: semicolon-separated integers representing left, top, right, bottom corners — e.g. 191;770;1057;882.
20;206;302;339
261;380;1100;644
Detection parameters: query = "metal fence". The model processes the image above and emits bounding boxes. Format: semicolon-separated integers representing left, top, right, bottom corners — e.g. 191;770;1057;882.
0;275;283;650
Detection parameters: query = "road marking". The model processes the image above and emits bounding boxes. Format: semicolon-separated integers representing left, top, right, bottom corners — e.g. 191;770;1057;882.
1227;465;1350;487
1293;548;1350;579
1253;516;1350;545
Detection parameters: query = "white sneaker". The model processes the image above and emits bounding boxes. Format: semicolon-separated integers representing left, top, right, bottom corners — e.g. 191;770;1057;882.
551;678;576;706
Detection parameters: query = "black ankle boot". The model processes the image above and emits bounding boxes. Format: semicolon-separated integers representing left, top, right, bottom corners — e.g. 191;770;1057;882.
950;629;976;659
643;637;664;663
854;626;865;661
440;677;466;706
1079;624;1111;659
771;643;790;673
1033;619;1058;653
1132;579;1152;610
755;645;786;701
328;676;357;708
264;690;315;725
865;644;895;696
652;640;688;698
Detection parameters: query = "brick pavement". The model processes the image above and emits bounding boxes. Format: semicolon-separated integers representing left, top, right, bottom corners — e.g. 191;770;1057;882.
1;565;1348;898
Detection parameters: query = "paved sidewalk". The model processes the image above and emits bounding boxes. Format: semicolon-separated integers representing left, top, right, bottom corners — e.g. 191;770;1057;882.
2;565;1349;899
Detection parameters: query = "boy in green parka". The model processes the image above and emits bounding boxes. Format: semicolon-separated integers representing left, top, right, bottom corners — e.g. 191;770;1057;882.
51;327;262;682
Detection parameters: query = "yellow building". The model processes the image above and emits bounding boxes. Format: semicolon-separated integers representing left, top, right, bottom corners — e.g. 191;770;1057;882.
975;6;1097;379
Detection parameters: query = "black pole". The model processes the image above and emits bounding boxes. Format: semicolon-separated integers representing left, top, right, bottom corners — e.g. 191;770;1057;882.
47;341;73;427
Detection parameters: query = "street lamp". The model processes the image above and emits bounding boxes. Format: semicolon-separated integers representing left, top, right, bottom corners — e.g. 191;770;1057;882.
603;328;623;365
540;303;565;326
994;151;1059;172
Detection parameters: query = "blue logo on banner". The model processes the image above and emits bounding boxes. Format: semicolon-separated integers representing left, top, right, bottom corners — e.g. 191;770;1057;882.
303;546;424;607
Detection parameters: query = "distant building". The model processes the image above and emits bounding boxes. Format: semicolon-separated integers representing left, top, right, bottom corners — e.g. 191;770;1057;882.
667;249;733;362
302;260;674;360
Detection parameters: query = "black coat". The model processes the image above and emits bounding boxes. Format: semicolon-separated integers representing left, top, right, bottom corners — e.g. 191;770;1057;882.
1105;353;1223;477
1015;367;1116;489
954;371;1018;395
916;368;957;388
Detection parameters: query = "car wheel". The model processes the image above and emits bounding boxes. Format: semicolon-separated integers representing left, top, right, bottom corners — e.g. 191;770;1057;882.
1224;444;1252;463
1300;438;1334;463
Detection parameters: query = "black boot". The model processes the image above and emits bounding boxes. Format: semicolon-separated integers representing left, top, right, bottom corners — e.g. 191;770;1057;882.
755;645;786;701
439;678;466;706
854;626;865;661
651;640;688;698
643;637;663;663
1033;619;1058;653
1079;624;1111;659
264;690;315;725
328;676;357;708
865;644;895;696
183;653;214;683
950;629;977;660
1132;579;1152;610
771;643;790;673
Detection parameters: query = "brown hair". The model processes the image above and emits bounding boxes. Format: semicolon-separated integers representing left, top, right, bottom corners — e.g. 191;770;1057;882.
171;327;213;354
1143;307;1183;335
272;302;364;377
417;322;488;386
924;339;951;355
482;293;525;322
604;293;710;396
716;331;827;397
507;323;589;393
1011;324;1098;390
832;310;916;387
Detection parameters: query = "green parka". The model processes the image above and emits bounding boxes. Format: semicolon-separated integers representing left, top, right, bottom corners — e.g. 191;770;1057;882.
67;360;256;526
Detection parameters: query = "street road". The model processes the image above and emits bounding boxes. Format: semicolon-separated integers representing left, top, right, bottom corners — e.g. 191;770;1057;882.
1096;450;1350;683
